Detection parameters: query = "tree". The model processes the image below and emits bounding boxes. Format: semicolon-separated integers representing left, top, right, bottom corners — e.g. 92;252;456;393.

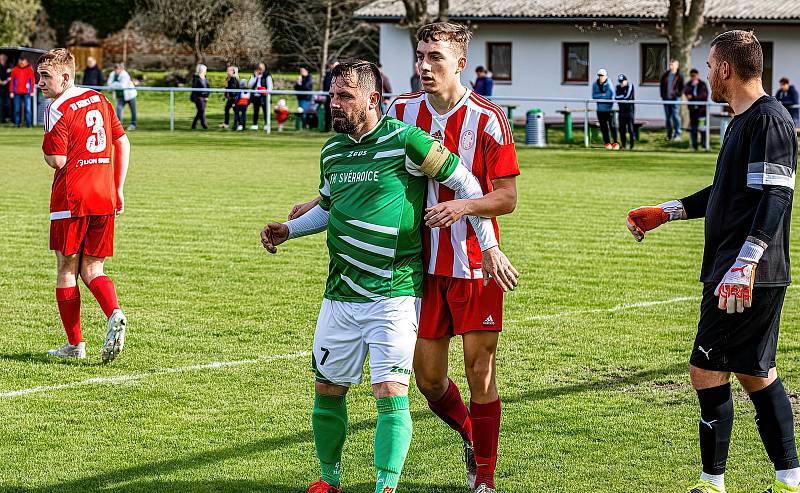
399;0;449;52
41;0;135;45
138;0;234;66
664;0;705;79
265;0;377;89
211;0;271;66
0;0;40;46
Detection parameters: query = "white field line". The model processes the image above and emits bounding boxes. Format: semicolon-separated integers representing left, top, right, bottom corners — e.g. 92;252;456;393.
0;351;309;399
507;296;701;323
509;284;800;323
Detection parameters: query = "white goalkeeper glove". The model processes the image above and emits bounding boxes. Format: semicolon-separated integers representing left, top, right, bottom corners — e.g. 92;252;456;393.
714;239;765;314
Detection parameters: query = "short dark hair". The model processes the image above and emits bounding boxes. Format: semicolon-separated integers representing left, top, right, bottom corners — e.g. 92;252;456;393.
416;22;472;57
475;65;486;73
331;59;382;95
689;68;699;75
780;77;790;84
710;30;763;81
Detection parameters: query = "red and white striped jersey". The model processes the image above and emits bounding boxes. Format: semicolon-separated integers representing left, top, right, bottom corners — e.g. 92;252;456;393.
387;88;520;279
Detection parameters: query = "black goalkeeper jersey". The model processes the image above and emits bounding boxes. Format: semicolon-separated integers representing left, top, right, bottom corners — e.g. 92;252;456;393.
682;95;797;287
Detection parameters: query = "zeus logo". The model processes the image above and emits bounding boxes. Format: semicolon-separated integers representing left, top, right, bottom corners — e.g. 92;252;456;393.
347;150;368;157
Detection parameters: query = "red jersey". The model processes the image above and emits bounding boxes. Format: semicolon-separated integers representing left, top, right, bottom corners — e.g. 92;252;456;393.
388;89;520;279
43;86;125;219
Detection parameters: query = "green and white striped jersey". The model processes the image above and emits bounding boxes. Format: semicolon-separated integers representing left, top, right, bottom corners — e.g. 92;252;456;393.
318;116;459;302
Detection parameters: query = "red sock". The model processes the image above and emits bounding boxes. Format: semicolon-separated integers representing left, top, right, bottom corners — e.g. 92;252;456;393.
87;276;120;318
427;379;473;443
471;398;501;488
56;286;82;345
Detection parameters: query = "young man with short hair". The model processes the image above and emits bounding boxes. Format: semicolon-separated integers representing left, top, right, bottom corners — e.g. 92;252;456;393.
261;59;513;493
38;48;131;362
627;30;799;493
683;68;710;151
661;58;685;140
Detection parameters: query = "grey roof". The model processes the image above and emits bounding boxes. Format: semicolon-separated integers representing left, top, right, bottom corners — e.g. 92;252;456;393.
355;0;800;22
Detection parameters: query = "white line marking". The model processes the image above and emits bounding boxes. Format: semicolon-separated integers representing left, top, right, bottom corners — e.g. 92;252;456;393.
508;296;700;323
0;351;309;399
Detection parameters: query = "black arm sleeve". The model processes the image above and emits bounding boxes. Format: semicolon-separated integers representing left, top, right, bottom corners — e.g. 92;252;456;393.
680;185;712;219
749;185;793;245
746;115;797;244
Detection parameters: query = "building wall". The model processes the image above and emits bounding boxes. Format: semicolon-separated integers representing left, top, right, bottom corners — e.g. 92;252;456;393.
379;22;800;122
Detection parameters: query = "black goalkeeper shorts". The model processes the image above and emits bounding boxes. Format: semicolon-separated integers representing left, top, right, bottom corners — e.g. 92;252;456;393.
690;283;787;377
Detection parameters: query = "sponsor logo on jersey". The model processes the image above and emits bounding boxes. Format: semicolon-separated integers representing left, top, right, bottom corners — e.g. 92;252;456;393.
76;157;111;167
461;129;475;150
483;315;495;326
329;170;380;184
68;94;101;112
430;130;444;142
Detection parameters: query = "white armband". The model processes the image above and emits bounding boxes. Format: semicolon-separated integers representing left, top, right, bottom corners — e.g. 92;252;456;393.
440;166;499;251
285;205;330;239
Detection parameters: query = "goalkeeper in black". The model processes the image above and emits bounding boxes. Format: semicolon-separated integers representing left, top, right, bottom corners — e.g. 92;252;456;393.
626;30;799;493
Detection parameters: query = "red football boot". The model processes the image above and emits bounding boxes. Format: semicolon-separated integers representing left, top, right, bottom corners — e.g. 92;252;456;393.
308;479;341;493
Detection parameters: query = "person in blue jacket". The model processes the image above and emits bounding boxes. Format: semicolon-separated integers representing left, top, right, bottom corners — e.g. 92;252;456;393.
776;77;799;126
593;68;618;149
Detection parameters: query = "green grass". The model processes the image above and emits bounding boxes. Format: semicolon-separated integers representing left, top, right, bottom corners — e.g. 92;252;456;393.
0;128;798;492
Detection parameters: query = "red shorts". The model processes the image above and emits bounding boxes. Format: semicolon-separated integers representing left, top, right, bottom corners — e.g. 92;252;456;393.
49;215;115;257
418;274;504;339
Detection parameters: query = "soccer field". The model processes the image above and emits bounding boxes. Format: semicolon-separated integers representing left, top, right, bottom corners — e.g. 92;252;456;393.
1;128;799;492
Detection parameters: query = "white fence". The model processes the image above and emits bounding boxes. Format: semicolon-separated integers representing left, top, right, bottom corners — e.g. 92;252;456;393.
26;85;796;150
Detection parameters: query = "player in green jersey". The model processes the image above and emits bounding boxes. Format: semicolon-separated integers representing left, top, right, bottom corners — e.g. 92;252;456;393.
260;60;516;493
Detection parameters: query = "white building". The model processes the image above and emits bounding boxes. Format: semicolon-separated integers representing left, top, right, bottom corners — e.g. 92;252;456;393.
357;0;800;121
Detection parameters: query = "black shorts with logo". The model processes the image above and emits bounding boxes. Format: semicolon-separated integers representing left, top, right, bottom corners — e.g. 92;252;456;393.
690;283;787;377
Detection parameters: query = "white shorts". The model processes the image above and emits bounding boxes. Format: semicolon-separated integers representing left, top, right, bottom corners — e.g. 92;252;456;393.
312;296;421;386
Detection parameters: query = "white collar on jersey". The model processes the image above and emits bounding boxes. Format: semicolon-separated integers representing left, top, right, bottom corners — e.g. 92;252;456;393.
424;87;472;120
347;115;387;144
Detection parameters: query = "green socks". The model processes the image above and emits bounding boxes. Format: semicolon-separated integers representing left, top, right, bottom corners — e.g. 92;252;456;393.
312;393;348;487
374;395;413;493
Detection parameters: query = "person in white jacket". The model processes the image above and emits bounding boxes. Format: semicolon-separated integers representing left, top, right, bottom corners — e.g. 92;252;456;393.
109;63;137;130
248;63;273;130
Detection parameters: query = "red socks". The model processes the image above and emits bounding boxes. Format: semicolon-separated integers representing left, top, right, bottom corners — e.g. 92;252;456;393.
87;276;120;318
55;286;82;345
471;398;501;488
427;379;473;443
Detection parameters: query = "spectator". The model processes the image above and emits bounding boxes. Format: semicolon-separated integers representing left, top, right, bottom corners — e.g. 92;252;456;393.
9;57;35;128
322;60;337;132
776;77;800;126
109;63;137;130
220;65;239;129
683;68;709;150
234;80;249;131
294;66;313;128
190;63;210;130
377;62;393;113
248;62;273;130
0;53;10;124
410;64;422;92
81;56;104;87
615;74;635;150
592;68;618;150
275;98;289;132
659;58;684;140
472;65;494;97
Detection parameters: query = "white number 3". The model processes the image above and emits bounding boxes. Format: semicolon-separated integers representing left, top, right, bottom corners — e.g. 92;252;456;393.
85;109;106;153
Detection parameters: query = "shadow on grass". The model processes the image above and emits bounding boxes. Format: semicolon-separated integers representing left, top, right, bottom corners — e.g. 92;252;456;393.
0;352;103;366
0;480;466;493
3;362;686;492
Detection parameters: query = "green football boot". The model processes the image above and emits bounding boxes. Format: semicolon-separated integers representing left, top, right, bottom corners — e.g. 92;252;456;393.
761;479;800;493
687;479;725;493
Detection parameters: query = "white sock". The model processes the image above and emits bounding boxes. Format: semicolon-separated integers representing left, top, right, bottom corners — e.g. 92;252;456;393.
700;472;725;490
777;467;800;487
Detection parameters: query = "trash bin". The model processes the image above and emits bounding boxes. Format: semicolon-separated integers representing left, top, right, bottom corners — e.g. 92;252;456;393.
295;108;304;131
525;108;546;147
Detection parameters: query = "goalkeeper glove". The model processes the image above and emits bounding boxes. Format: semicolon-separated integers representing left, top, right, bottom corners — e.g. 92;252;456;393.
626;200;685;241
714;240;765;314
